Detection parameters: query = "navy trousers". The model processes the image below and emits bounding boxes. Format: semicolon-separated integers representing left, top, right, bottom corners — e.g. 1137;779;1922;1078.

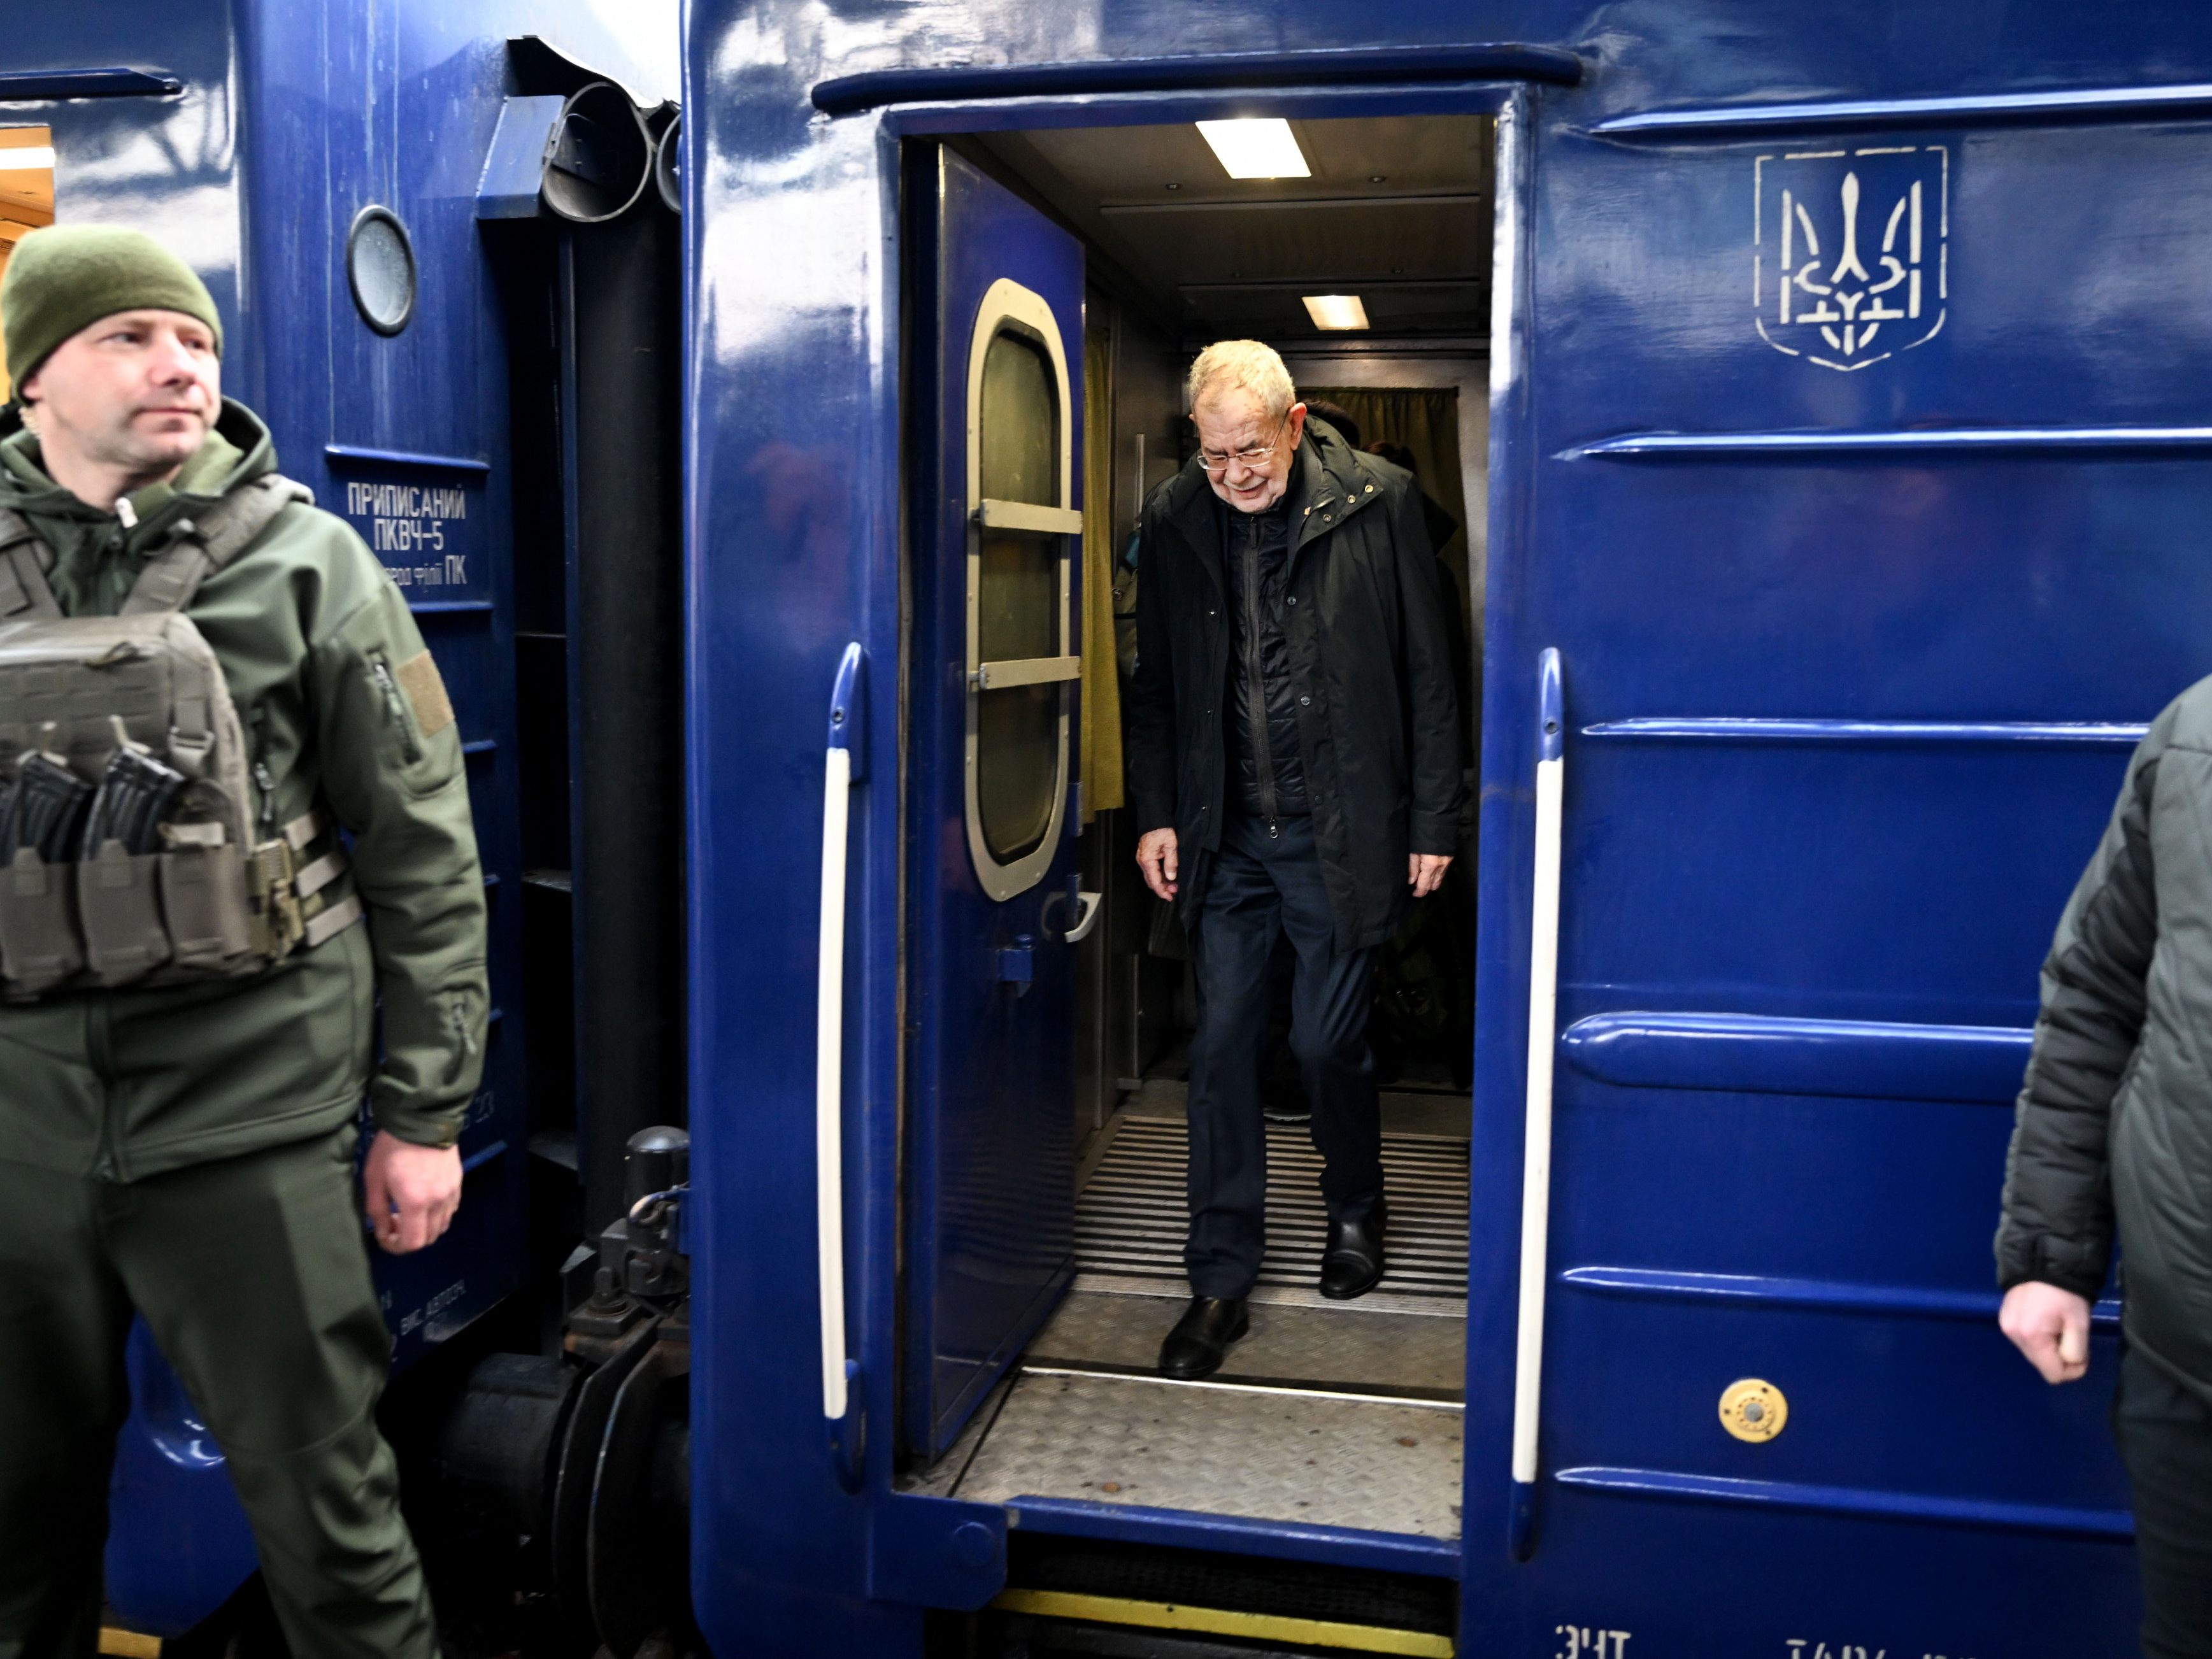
1185;813;1383;1300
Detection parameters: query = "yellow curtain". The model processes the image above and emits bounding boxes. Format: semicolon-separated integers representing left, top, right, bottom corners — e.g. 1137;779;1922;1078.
1301;386;1467;569
1079;314;1124;821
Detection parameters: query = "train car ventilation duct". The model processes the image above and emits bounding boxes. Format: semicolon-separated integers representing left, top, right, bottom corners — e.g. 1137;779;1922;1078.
541;81;653;224
653;114;680;216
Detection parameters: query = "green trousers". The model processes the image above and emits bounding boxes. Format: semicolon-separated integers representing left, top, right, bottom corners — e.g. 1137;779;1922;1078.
0;1130;437;1659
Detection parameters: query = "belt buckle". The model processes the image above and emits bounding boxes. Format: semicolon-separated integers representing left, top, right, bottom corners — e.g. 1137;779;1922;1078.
248;837;304;955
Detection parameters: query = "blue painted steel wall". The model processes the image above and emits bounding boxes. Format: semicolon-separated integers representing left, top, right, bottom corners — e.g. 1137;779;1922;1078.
4;0;671;1635
685;3;2212;1655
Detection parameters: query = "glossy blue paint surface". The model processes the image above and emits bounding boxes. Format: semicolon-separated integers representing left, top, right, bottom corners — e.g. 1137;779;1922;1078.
687;4;2212;1655
1559;1010;2034;1102
901;148;1083;1462
6;0;671;1634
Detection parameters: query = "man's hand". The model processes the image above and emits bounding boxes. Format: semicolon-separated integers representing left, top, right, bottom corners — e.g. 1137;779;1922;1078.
1137;828;1180;902
362;1134;464;1255
1409;853;1452;898
1999;1281;2092;1383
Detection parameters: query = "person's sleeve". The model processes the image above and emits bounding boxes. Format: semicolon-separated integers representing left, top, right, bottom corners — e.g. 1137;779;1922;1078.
1994;709;2172;1298
311;578;490;1148
1388;478;1462;856
1124;502;1179;835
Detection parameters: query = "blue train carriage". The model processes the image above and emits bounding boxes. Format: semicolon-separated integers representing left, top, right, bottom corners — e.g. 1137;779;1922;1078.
684;4;2212;1656
0;4;687;1649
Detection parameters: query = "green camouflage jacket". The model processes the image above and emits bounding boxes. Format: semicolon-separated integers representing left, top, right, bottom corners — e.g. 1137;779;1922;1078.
0;398;487;1179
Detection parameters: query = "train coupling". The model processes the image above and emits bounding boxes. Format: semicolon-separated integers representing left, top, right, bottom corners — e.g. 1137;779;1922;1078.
434;1126;694;1659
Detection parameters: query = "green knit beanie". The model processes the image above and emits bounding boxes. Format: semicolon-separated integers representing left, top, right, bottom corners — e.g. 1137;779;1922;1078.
1;225;224;391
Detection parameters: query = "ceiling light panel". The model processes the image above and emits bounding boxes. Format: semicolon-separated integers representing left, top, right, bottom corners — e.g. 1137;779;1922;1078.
1197;119;1311;180
1302;294;1370;331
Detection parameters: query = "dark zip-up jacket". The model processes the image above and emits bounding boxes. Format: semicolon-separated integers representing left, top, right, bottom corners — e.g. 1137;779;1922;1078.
1125;420;1461;950
1997;678;2212;1394
0;399;488;1179
1222;487;1310;818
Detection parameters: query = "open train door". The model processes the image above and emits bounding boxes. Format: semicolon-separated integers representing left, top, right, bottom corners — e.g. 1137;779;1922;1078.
1466;113;2194;1655
901;147;1087;1462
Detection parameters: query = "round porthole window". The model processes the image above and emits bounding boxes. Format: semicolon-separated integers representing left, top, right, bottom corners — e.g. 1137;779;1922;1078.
346;206;417;336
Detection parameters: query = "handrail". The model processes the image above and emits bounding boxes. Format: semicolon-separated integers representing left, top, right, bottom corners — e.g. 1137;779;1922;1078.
818;644;867;1469
1508;648;1564;1560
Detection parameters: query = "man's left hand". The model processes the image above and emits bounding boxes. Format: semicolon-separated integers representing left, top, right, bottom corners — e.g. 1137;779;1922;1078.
1409;853;1452;898
362;1134;464;1255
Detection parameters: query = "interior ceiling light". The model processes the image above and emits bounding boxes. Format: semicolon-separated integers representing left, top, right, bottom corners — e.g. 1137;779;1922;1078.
0;147;55;172
1197;118;1310;180
1302;294;1369;331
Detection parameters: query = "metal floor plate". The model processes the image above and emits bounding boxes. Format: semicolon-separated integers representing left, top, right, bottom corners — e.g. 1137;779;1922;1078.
953;1369;1465;1540
1078;1116;1471;1299
903;1104;1475;1536
1027;1289;1466;1398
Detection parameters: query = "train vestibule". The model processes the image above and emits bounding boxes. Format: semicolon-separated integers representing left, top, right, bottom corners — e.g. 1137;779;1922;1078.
892;122;1492;1620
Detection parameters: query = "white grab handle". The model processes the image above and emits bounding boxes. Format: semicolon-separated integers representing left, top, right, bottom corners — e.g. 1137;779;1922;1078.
1065;889;1102;943
817;744;852;1420
818;645;866;1423
1509;648;1564;1555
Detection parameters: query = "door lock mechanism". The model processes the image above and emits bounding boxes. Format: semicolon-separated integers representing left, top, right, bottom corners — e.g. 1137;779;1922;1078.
996;934;1036;993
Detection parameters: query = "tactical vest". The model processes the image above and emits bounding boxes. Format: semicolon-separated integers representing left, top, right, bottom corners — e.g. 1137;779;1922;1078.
0;473;362;999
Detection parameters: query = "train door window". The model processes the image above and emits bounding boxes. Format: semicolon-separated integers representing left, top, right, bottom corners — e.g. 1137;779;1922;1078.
965;276;1081;898
0;127;55;404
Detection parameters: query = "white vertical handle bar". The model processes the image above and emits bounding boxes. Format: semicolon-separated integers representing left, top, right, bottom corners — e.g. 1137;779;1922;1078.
817;744;851;1420
818;644;866;1424
1509;647;1564;1558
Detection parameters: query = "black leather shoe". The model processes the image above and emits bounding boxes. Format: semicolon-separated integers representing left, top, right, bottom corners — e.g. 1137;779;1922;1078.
1158;1296;1250;1379
1320;1202;1387;1300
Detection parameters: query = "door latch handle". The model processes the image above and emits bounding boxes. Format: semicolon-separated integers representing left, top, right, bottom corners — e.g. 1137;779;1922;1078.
1039;881;1102;944
1064;890;1102;942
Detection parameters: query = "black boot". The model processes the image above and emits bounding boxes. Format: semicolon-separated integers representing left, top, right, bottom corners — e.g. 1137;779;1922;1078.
1320;1200;1387;1300
1158;1296;1250;1379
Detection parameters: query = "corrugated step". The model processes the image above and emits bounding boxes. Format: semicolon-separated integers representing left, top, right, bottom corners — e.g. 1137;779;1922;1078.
1078;1117;1469;1299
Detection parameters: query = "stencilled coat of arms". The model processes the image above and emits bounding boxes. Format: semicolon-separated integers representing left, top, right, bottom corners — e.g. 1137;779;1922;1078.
1755;145;1947;371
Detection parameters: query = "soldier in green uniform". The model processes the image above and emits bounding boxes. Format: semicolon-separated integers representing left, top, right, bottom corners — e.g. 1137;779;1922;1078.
0;227;487;1658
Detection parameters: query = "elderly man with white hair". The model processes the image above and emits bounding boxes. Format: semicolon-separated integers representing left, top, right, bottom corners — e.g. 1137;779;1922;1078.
1125;339;1462;1379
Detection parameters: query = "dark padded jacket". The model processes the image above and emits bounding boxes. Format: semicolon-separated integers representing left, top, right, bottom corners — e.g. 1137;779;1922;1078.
1125;420;1460;950
1997;679;2212;1388
1221;488;1310;818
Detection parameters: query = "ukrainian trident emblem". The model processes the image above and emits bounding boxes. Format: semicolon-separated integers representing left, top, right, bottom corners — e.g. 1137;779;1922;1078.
1755;145;1948;371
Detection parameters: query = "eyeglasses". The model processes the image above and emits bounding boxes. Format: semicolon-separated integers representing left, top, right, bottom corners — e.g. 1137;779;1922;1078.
1198;422;1287;474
